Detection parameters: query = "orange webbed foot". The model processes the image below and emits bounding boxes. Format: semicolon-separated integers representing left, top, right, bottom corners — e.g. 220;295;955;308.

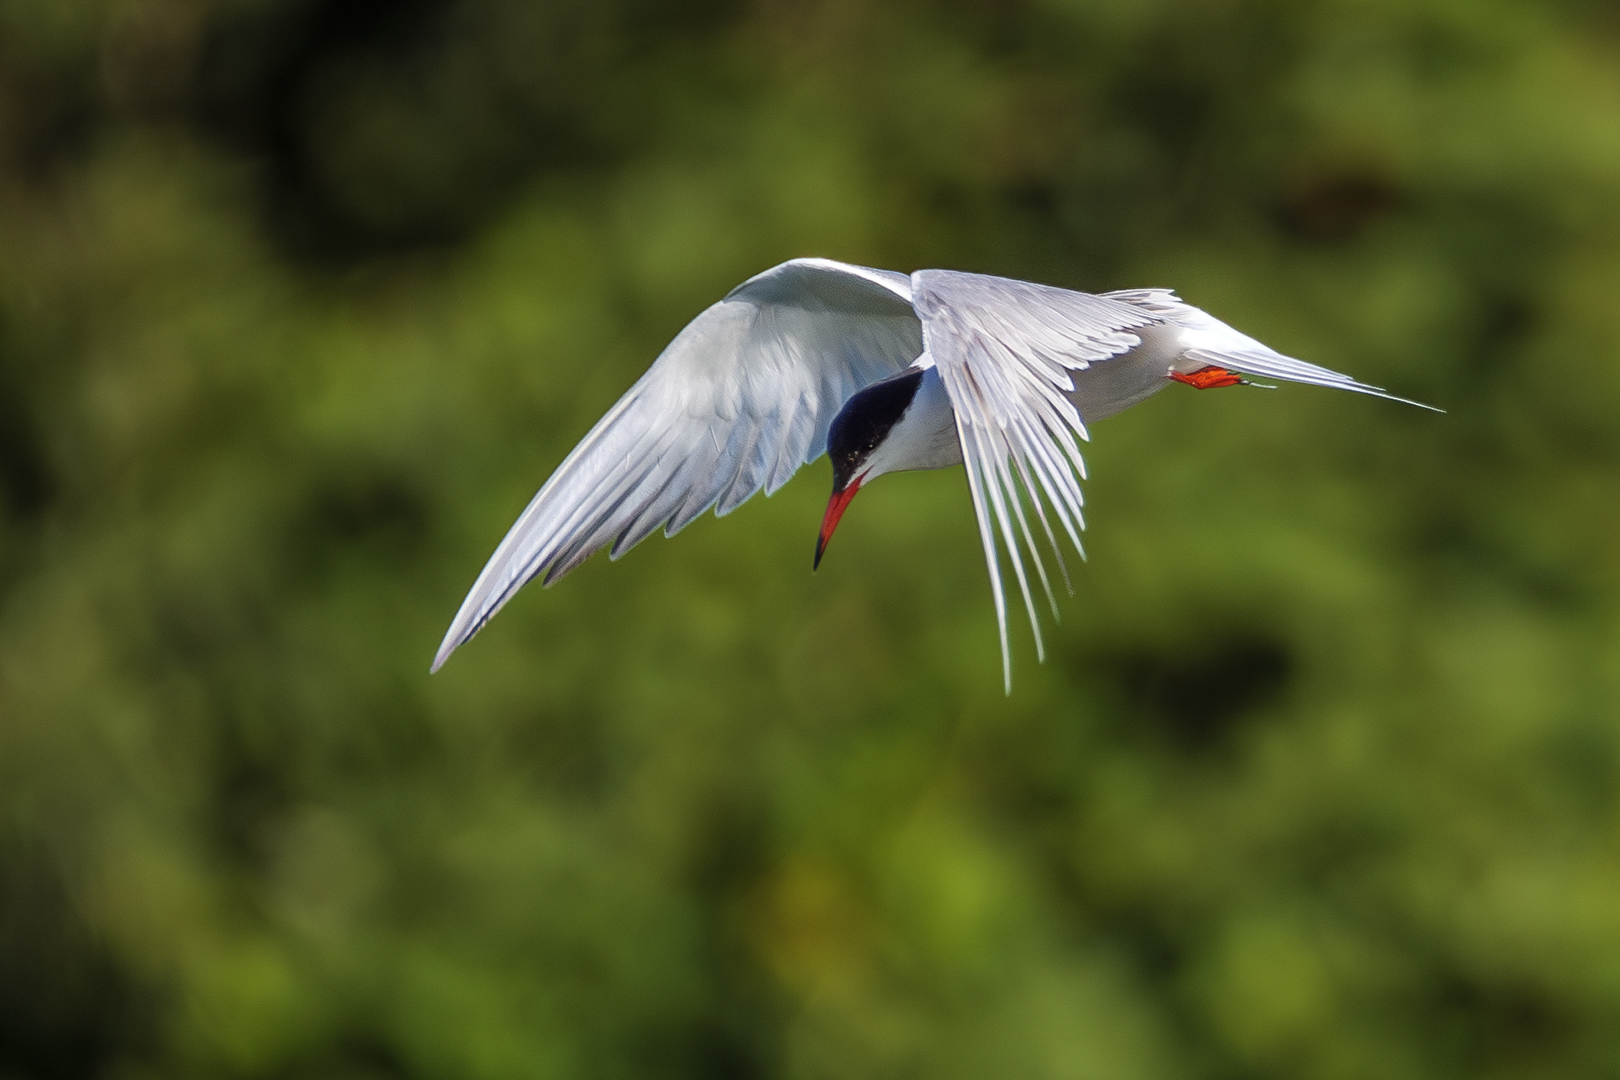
1169;365;1245;390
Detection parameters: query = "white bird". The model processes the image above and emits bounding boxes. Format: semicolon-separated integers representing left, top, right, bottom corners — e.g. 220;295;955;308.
433;258;1435;689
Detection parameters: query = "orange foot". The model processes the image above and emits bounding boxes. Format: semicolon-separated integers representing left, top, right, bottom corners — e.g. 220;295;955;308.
1170;365;1244;389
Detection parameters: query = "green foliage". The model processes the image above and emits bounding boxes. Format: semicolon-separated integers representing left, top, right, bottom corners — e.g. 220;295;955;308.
3;1;1620;1077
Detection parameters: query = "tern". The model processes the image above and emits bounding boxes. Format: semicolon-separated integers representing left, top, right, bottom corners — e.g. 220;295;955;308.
433;258;1435;689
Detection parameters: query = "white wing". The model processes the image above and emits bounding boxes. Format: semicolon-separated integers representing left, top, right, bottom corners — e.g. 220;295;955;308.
911;270;1162;692
1104;288;1442;411
433;258;923;671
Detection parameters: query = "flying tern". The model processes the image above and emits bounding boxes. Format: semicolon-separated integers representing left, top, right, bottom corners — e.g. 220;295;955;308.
433;258;1435;689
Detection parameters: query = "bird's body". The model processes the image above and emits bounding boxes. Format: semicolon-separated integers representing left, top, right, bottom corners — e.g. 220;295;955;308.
434;258;1434;689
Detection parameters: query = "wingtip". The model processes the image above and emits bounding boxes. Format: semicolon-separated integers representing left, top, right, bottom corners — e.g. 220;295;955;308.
429;640;455;674
430;621;472;674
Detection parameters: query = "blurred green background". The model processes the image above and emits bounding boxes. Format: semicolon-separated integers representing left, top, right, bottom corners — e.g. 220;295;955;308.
3;1;1620;1077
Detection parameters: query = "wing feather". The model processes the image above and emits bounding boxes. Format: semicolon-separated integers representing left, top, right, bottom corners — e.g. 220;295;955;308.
914;270;1161;692
433;259;922;671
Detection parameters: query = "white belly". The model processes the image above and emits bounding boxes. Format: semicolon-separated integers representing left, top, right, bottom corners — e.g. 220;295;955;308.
870;325;1187;478
1067;323;1183;424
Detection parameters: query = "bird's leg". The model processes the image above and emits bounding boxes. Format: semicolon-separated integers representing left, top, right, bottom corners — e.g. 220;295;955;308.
1169;365;1245;389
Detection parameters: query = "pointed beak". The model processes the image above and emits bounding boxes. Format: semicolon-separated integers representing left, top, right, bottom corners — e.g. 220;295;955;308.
814;476;863;570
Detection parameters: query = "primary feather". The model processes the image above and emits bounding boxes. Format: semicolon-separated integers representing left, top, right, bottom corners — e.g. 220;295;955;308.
432;259;921;672
912;271;1162;692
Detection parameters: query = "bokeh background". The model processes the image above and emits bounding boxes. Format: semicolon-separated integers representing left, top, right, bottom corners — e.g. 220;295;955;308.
3;1;1620;1077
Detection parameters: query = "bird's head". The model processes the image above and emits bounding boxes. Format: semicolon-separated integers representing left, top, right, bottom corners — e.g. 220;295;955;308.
815;369;925;568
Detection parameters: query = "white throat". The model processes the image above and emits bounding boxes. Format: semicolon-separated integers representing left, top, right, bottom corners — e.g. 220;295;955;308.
859;364;963;481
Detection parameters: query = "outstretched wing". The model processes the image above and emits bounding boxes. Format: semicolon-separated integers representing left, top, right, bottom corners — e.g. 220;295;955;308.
434;258;923;671
912;270;1162;692
1104;288;1441;410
